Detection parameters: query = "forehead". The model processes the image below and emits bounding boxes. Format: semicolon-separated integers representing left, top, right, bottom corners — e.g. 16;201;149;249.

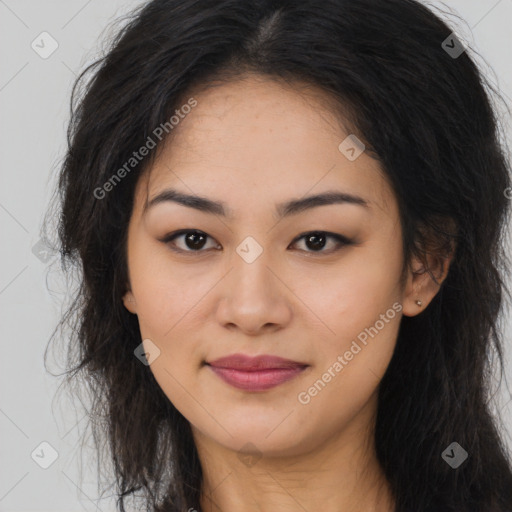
137;75;395;219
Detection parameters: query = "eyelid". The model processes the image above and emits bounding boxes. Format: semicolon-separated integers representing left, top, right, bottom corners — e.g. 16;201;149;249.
289;231;354;256
160;229;354;255
160;229;220;254
290;230;353;246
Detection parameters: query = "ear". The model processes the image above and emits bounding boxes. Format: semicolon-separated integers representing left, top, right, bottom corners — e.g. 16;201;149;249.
402;221;457;317
122;290;138;314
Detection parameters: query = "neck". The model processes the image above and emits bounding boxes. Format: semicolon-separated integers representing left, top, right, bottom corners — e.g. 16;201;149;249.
193;393;395;512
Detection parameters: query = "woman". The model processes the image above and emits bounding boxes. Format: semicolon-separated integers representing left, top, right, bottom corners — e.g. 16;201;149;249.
49;0;512;510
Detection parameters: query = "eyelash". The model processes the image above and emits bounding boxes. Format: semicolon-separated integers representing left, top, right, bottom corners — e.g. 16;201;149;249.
160;229;354;256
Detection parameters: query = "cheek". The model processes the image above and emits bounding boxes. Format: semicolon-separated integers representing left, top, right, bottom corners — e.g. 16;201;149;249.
301;237;403;396
126;234;207;335
303;248;403;345
295;304;401;427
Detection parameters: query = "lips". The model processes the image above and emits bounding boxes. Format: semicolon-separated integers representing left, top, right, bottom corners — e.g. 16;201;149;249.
207;353;308;370
206;353;309;391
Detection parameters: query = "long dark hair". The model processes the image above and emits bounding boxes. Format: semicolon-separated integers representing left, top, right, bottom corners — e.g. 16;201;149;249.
46;0;512;510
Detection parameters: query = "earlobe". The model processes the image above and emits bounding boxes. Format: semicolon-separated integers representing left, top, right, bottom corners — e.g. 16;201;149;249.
402;253;454;317
401;267;430;317
122;291;137;314
402;218;457;317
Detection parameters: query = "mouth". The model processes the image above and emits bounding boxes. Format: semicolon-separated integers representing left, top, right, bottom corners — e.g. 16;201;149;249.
205;353;309;391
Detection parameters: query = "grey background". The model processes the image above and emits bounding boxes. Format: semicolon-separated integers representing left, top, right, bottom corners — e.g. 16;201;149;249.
1;1;511;510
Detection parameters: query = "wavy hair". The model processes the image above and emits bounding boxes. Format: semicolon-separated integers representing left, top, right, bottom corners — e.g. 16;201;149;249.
47;0;512;510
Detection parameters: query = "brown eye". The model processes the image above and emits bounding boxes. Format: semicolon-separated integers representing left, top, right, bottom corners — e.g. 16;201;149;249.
163;230;220;253
290;231;353;254
161;229;353;256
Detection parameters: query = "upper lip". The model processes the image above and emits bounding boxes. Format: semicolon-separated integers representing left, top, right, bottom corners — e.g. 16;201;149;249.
207;353;308;371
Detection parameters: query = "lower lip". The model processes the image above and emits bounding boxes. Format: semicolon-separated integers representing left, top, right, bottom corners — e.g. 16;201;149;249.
207;365;307;391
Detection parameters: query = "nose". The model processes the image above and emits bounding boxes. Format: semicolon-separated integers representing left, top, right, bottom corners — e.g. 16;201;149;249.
215;250;293;335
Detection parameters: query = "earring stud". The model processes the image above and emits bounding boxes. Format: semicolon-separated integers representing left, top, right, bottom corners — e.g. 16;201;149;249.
415;299;423;307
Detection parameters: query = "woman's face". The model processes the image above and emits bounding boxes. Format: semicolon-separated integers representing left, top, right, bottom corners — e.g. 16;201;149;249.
123;74;424;457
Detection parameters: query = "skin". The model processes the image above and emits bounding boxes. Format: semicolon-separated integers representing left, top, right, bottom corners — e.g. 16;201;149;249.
122;73;453;512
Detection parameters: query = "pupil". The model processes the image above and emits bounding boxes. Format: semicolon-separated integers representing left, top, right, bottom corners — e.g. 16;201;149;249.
183;232;327;251
306;233;326;250
186;232;206;250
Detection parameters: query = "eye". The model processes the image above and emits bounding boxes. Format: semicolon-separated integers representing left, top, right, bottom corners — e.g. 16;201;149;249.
161;230;220;253
160;230;353;255
289;231;353;254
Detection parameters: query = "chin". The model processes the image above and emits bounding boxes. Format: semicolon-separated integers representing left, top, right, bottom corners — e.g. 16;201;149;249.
196;421;315;459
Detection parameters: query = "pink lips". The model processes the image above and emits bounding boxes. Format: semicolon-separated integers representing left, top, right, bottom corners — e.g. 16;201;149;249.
206;353;308;391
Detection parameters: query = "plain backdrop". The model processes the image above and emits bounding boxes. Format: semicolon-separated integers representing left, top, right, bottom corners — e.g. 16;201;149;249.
1;1;511;511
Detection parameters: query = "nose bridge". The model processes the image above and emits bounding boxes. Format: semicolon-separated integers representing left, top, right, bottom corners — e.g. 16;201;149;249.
214;232;292;333
231;234;277;296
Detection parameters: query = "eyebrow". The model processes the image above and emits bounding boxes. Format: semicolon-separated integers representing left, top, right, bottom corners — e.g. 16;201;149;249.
144;188;370;219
